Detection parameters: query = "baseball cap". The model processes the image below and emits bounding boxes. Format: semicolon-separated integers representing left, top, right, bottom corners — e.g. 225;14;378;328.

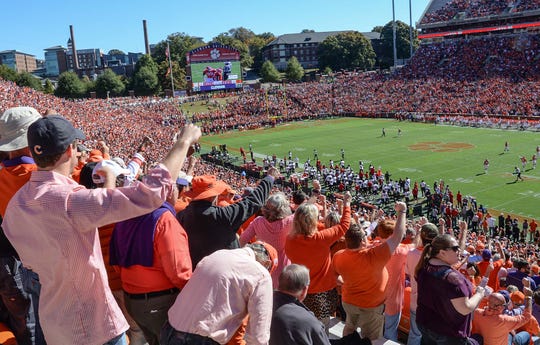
27;115;85;157
0;107;42;151
91;160;131;185
247;241;278;274
482;249;492;261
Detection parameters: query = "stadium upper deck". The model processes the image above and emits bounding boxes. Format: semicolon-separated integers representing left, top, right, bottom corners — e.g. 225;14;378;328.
419;0;540;27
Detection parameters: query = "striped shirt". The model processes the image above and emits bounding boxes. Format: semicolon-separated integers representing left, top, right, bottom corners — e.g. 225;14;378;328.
3;165;172;345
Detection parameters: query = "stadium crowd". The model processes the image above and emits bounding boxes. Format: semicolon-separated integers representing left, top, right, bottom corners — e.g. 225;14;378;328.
1;23;540;345
420;0;538;25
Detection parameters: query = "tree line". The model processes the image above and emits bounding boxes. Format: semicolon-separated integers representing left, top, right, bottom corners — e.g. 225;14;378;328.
0;21;418;99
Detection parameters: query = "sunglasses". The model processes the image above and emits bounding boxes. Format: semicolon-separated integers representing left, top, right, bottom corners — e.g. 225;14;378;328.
446;245;460;252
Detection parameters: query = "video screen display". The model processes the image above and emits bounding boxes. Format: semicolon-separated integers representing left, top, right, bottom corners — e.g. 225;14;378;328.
190;61;242;92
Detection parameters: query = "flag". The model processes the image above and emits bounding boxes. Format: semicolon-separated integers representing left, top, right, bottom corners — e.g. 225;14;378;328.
165;46;170;58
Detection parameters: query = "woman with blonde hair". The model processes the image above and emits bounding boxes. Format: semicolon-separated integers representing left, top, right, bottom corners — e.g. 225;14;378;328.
240;192;293;288
285;191;351;332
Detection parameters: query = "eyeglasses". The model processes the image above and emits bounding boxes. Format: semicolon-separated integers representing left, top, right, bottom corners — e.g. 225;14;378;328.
488;303;506;310
445;245;460;252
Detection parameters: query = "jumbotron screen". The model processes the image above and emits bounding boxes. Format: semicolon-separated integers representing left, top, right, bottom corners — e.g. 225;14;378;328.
190;61;242;92
187;44;243;92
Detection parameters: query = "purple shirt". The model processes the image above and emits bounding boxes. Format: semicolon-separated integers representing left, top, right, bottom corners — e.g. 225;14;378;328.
417;262;474;339
3;165;172;345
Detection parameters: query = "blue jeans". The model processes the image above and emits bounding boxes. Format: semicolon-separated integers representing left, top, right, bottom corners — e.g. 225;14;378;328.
508;331;530;345
407;310;422;345
384;311;401;341
103;333;127;345
0;256;45;345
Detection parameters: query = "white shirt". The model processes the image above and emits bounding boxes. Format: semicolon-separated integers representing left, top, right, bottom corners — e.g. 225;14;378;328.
168;248;273;345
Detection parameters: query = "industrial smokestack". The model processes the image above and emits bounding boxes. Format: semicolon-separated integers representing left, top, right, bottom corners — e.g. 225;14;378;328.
69;25;79;71
143;20;151;55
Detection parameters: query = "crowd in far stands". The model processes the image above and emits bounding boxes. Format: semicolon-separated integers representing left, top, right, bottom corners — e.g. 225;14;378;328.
1;26;540;343
420;0;538;25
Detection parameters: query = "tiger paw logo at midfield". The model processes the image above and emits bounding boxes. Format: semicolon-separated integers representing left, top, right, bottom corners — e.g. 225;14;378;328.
409;142;474;152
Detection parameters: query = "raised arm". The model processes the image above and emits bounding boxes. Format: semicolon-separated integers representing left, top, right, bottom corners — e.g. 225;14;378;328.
385;202;407;253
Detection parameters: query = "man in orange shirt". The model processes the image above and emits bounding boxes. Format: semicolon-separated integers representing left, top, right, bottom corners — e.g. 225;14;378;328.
472;292;532;345
110;162;193;345
332;202;407;341
0;106;45;344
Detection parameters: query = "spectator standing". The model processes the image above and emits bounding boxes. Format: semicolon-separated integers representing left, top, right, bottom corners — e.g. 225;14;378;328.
285;192;351;332
240;192;294;289
161;242;277;345
177;167;278;268
416;233;489;344
0;106;45;345
3;116;201;345
405;222;440;345
110;160;193;345
332;202;406;341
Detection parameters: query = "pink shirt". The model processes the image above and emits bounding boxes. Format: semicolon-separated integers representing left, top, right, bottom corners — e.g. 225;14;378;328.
384;243;411;315
168;248;273;345
3;166;171;345
405;247;422;311
239;214;293;288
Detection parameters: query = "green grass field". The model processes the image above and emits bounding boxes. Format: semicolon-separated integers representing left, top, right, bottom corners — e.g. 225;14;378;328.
199;118;540;220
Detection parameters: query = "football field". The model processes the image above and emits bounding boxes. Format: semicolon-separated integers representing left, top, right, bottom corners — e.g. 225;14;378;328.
200;118;540;220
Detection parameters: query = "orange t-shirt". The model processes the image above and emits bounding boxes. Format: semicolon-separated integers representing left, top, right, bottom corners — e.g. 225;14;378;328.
99;223;122;291
332;241;391;308
118;211;192;294
0;159;37;217
478;259;504;291
285;207;351;294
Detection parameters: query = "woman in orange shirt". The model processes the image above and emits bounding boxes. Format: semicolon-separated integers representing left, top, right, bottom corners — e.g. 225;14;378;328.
285;191;351;332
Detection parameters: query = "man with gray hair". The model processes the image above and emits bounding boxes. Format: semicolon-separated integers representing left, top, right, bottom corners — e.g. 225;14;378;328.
270;264;331;345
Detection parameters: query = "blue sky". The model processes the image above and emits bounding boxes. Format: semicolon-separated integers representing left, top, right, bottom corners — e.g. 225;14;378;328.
2;0;430;58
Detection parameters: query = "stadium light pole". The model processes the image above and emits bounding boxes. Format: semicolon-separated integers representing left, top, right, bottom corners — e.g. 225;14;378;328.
392;0;398;68
409;0;414;58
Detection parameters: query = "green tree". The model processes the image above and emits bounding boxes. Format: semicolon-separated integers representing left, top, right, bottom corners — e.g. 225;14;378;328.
285;56;304;82
259;60;281;83
132;66;159;96
318;31;376;71
16;72;42;90
151;33;205;92
379;20;419;67
250;33;275;72
158;60;186;93
152;33;205;68
131;54;160;96
95;69;125;97
301;29;315;33
372;26;384;33
228;27;256;44
43;79;55;94
108;49;125;55
0;65;18;82
81;75;95;94
212;33;253;68
55;71;86;98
